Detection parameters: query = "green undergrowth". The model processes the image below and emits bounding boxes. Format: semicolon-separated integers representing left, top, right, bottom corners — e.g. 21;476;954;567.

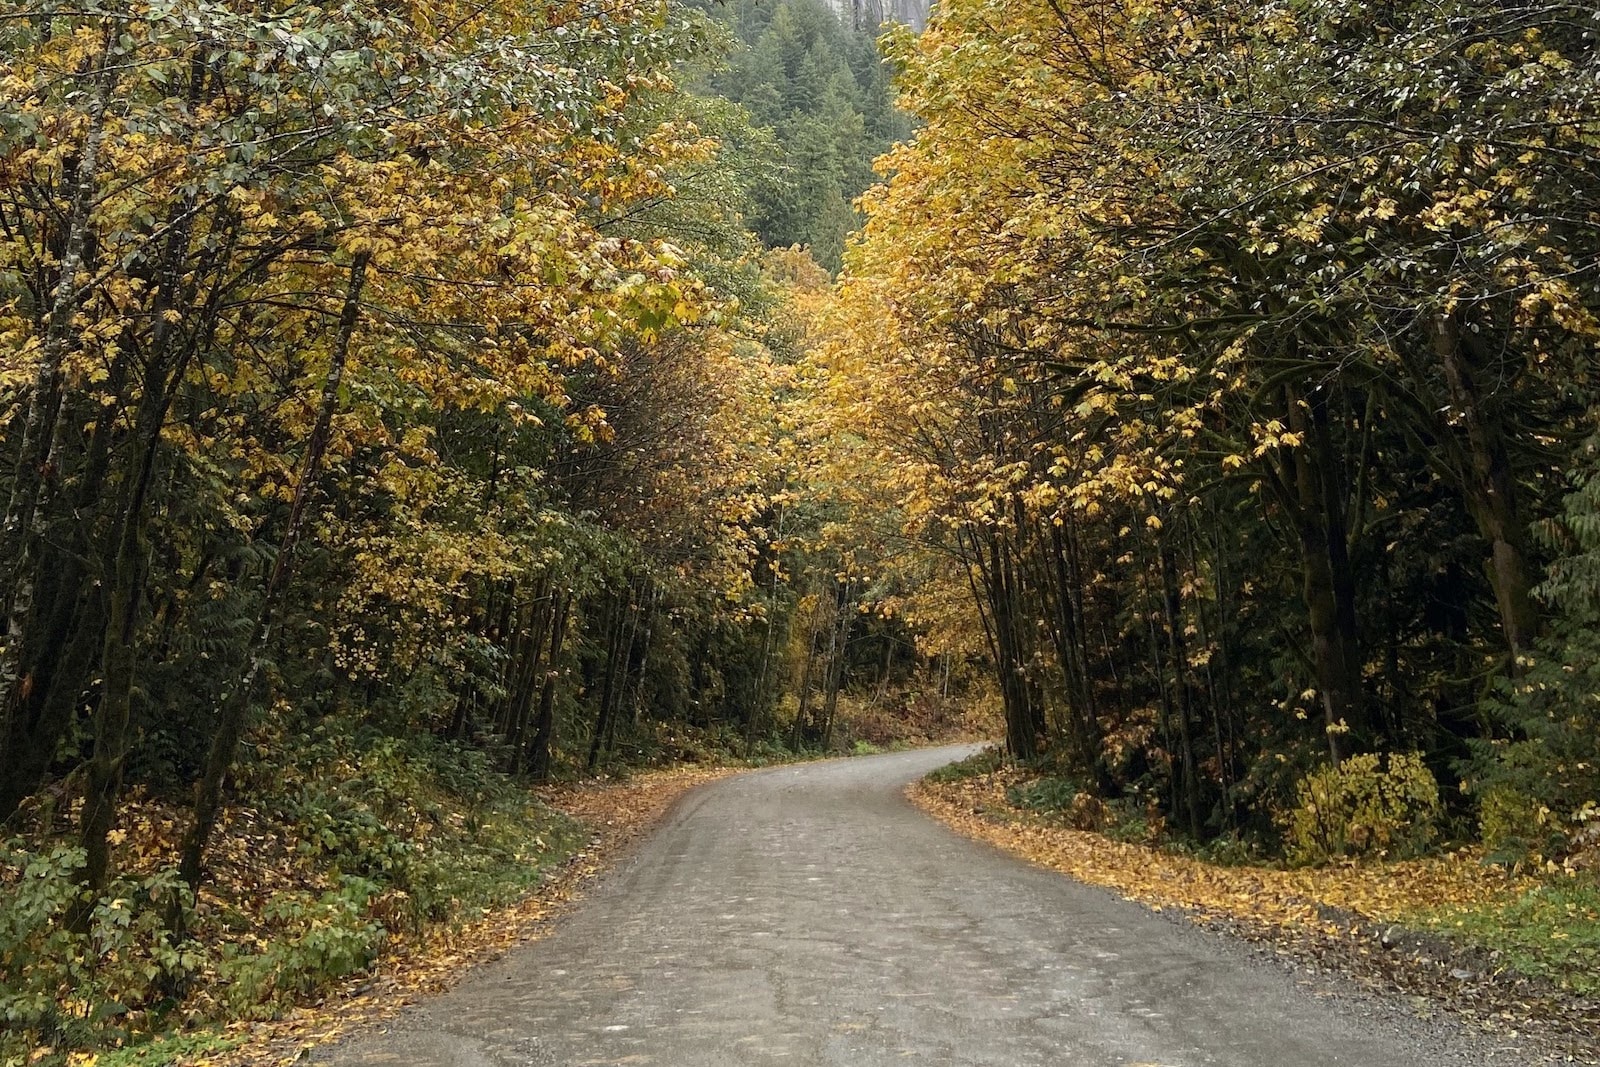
926;746;1004;784
1;728;587;1067
580;717;833;775
96;1031;244;1067
1413;879;1600;996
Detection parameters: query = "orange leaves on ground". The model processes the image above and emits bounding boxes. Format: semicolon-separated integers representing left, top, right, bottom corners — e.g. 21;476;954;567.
912;769;1528;934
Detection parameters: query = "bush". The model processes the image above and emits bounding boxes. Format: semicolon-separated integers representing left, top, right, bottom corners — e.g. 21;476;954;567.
0;843;200;1061
220;878;385;1014
1282;752;1442;864
1101;796;1168;845
1476;784;1567;867
1006;775;1106;830
926;746;1003;784
1467;430;1600;866
1469;640;1600;866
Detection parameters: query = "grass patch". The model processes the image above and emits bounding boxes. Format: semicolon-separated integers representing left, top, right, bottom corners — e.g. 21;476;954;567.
97;1030;243;1067
1416;878;1600;995
925;745;1003;784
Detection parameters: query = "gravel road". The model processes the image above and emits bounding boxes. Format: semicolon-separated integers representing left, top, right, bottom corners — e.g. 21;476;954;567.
317;745;1523;1066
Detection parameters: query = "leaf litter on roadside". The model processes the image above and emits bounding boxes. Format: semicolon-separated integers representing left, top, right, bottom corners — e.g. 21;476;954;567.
912;768;1600;1065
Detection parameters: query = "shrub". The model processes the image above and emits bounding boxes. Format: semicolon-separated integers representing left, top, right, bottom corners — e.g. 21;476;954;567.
926;746;1003;784
220;877;385;1014
0;843;200;1061
1466;430;1600;866
1102;796;1167;845
1006;775;1106;830
1282;752;1442;864
1477;784;1568;867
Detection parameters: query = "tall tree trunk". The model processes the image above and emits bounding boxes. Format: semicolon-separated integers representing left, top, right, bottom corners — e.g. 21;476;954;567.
747;503;786;750
1;49;111;649
792;602;822;748
1281;382;1365;760
1159;529;1203;839
1039;516;1103;774
81;161;215;896
1433;313;1539;665
527;591;571;780
505;587;553;771
0;54;114;821
630;584;657;727
176;253;369;899
818;579;854;750
984;532;1040;761
588;592;630;772
77;319;192;901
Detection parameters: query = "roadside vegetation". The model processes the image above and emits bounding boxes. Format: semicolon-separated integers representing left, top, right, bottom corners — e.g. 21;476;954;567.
6;0;1600;1061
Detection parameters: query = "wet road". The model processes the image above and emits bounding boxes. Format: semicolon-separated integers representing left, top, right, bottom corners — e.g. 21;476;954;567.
318;745;1513;1066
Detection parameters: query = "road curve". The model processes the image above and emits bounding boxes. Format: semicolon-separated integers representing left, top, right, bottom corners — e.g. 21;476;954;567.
318;745;1514;1066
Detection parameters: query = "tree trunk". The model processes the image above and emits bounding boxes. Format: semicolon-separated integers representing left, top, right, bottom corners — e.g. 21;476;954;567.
818;579;854;750
78;348;182;903
984;533;1040;761
630;585;657;727
1;51;111;651
1159;529;1203;839
588;592;630;772
1433;313;1539;665
0;55;115;821
505;589;553;771
1282;382;1365;760
792;603;821;748
176;253;369;899
527;591;571;780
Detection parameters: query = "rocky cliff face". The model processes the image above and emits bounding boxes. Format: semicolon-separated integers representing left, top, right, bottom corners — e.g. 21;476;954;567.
828;0;930;31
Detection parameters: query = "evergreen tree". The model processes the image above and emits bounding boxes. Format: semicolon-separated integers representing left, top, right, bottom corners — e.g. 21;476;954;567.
695;0;910;271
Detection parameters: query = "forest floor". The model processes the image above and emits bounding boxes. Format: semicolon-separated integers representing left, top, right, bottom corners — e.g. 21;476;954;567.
912;762;1600;1064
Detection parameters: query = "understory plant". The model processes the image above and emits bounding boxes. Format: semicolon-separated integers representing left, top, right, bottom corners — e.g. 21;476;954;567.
1283;752;1443;864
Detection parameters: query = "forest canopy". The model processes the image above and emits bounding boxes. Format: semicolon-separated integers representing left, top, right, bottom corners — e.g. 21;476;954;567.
829;0;1600;858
